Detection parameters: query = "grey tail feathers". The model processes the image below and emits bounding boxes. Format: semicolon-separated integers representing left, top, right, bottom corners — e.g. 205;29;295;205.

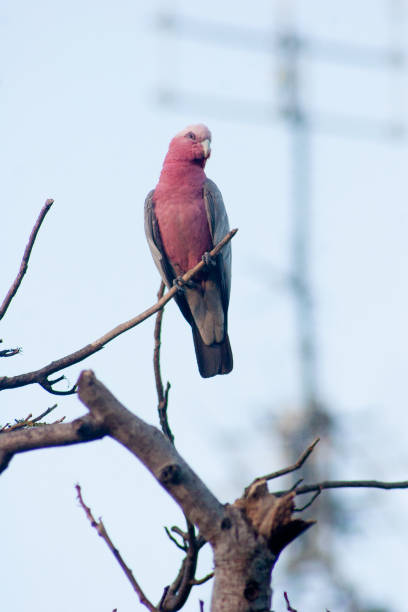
192;325;233;378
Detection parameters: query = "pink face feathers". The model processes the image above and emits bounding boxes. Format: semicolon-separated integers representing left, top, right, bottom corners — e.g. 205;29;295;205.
175;124;212;142
164;124;212;166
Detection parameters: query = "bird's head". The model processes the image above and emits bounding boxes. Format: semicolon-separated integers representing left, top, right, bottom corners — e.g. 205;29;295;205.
166;124;212;167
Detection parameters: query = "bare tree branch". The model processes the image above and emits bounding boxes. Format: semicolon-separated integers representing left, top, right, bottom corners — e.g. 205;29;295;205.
153;281;173;444
0;370;225;541
284;591;298;612
0;414;32;432
0;199;54;321
245;438;320;495
165;526;187;552
79;369;227;608
76;484;158;612
76;370;225;541
191;572;214;586
293;489;321;512
3;369;405;610
0;404;59;432
0;343;21;358
160;520;200;611
256;438;408;498
0;228;238;394
292;479;408;495
39;375;77;395
30;405;59;423
0;412;106;474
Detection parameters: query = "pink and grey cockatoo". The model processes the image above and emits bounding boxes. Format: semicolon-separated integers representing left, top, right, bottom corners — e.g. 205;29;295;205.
144;124;233;378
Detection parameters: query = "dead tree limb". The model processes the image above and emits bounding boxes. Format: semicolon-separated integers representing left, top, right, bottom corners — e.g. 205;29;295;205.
0;412;106;474
1;373;406;609
76;370;312;612
0;369;312;611
76;370;224;541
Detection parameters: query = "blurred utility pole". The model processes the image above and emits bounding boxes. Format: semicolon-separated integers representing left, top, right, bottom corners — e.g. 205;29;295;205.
154;0;406;599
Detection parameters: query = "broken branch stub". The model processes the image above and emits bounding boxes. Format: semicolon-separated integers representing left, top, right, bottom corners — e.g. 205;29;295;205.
234;479;314;556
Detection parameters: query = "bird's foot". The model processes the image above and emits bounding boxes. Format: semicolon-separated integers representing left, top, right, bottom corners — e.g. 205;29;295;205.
202;251;216;267
173;277;196;293
173;276;185;293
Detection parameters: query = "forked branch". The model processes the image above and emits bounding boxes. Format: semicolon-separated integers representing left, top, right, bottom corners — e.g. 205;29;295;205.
246;438;320;495
252;439;408;509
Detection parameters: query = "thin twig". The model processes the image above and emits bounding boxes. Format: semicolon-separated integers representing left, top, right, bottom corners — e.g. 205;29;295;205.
190;572;214;586
273;479;408;498
171;526;189;541
164;526;187;551
39;376;77;395
30;404;59;424
284;591;298;612
153;281;174;444
160;519;200;611
0;405;59;433
75;484;158;612
245;438;319;495
0;412;107;475
289;478;303;492
154;281;166;404
294;489;322;512
0;199;54;321
0;347;21;358
293;479;408;495
0;228;238;393
51;416;66;424
0;414;31;432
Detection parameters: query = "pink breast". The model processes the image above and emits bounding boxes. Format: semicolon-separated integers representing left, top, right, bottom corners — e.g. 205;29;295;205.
155;196;212;275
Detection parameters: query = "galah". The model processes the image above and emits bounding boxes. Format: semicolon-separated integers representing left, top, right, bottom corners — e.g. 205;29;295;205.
144;124;233;378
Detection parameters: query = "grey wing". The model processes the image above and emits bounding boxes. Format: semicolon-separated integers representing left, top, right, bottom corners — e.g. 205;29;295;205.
203;178;231;310
144;190;174;289
144;189;194;325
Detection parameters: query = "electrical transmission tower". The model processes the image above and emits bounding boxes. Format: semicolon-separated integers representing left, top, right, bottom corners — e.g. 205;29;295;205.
154;0;406;603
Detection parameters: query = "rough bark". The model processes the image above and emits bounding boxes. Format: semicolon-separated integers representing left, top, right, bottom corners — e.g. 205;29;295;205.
210;504;275;611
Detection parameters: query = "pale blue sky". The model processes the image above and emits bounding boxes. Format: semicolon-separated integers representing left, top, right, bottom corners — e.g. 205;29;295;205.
1;1;408;610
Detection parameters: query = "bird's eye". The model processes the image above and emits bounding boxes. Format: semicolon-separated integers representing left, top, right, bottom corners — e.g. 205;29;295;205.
185;131;196;140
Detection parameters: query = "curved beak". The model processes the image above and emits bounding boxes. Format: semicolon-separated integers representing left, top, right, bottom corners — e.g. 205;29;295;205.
201;138;211;158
